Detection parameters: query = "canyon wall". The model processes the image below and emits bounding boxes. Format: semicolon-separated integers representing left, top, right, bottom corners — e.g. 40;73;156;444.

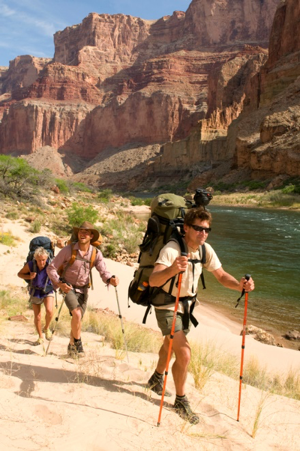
0;0;289;189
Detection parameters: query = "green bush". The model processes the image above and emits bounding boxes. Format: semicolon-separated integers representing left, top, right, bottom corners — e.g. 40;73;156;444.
0;231;18;246
29;220;42;233
129;196;144;206
282;184;296;194
55;178;69;194
0;155;40;199
5;211;19;220
66;203;99;227
71;182;93;193
98;189;113;201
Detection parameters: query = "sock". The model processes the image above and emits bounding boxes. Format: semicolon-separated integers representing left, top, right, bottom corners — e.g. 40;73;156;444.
154;370;163;378
176;394;186;400
74;337;81;343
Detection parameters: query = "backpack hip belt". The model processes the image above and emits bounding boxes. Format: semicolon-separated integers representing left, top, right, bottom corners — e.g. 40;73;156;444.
152;290;198;329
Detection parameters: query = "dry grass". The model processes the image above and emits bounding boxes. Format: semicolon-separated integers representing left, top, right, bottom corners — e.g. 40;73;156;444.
189;340;239;390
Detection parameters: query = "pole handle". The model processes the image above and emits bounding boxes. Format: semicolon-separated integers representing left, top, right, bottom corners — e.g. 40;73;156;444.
235;274;251;308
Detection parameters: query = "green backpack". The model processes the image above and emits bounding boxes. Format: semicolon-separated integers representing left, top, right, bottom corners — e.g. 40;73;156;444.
128;191;210;323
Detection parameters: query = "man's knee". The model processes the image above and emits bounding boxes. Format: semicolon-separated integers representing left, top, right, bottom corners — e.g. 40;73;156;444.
71;307;82;321
172;334;191;366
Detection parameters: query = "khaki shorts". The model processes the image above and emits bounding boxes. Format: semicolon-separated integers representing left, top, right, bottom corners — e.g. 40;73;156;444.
65;290;88;317
31;294;54;305
155;308;191;336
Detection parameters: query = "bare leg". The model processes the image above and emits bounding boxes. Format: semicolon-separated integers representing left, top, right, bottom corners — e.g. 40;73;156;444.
32;304;42;338
156;331;190;396
43;296;54;330
70;307;82;343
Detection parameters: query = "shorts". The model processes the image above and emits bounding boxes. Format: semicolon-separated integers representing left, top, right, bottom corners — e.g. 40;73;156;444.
31;293;54;305
155;308;191;336
64;290;88;318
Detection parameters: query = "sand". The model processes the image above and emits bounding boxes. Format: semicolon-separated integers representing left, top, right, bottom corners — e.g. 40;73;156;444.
0;218;299;451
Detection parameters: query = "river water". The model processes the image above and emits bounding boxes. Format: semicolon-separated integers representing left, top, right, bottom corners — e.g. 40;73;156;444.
201;206;300;337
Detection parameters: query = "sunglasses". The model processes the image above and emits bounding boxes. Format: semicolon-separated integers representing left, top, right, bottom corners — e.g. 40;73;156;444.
190;224;211;233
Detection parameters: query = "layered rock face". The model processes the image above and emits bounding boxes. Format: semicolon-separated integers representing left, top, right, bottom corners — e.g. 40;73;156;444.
0;0;281;187
227;0;300;181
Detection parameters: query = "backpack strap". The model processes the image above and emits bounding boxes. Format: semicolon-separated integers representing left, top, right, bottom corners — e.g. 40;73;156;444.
60;245;98;289
188;244;206;290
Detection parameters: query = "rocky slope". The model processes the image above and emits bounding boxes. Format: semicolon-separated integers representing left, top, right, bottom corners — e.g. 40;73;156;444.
0;0;292;191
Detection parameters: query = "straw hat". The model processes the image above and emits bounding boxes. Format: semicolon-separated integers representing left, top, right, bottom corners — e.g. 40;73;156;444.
73;221;100;243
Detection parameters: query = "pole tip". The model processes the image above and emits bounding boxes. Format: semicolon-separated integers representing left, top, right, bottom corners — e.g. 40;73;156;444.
157;422;160;427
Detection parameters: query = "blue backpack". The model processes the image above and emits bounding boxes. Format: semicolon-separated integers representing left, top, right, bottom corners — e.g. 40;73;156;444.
25;236;55;295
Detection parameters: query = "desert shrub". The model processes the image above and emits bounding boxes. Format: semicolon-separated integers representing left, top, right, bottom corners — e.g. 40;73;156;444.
0;231;18;247
98;189;113;202
5;211;19;220
129;196;144;206
281;184;297;194
66;203;99;227
29;220;42;233
71;182;93;193
0;155;40;200
55;178;69;194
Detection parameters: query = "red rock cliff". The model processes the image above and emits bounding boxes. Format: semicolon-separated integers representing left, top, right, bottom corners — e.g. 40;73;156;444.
0;0;280;186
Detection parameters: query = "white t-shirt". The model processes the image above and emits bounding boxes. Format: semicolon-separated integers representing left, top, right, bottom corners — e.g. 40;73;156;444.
154;240;221;312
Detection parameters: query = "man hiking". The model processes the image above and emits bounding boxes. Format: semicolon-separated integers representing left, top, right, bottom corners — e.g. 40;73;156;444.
18;247;54;345
147;207;255;424
47;221;119;355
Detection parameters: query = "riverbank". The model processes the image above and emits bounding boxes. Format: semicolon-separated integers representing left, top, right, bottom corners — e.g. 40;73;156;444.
210;190;300;211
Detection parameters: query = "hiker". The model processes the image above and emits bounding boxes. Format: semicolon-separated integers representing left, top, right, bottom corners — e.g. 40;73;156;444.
147;207;255;424
46;221;119;356
18;247;54;345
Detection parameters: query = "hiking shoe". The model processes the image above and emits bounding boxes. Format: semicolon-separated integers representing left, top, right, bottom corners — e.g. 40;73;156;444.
33;337;44;346
173;396;200;424
147;372;172;397
43;329;52;341
74;339;84;353
68;340;84;356
67;344;77;356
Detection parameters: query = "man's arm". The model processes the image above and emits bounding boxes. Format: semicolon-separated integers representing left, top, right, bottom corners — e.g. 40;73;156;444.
149;255;190;287
212;267;255;292
46;248;71;292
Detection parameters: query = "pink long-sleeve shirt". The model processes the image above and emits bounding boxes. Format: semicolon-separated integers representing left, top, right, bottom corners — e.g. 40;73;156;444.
46;243;112;293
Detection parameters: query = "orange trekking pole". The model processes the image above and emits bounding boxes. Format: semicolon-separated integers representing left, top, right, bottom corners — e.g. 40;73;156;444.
236;274;251;422
157;263;185;427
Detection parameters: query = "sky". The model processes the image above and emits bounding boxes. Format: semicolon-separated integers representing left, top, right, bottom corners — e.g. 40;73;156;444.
0;0;192;67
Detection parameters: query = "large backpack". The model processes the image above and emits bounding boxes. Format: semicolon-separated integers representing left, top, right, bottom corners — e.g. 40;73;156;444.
26;236;55;263
128;192;208;323
25;236;55;295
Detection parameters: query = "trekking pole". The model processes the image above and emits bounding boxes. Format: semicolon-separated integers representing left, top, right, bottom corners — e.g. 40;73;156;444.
157;256;186;427
45;293;65;356
114;283;129;363
236;274;251;422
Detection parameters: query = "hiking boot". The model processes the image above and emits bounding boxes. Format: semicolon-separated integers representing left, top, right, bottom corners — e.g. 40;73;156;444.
68;340;84;356
67;344;77;356
147;371;172;397
74;339;84;353
43;328;52;341
173;396;199;425
33;337;44;346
